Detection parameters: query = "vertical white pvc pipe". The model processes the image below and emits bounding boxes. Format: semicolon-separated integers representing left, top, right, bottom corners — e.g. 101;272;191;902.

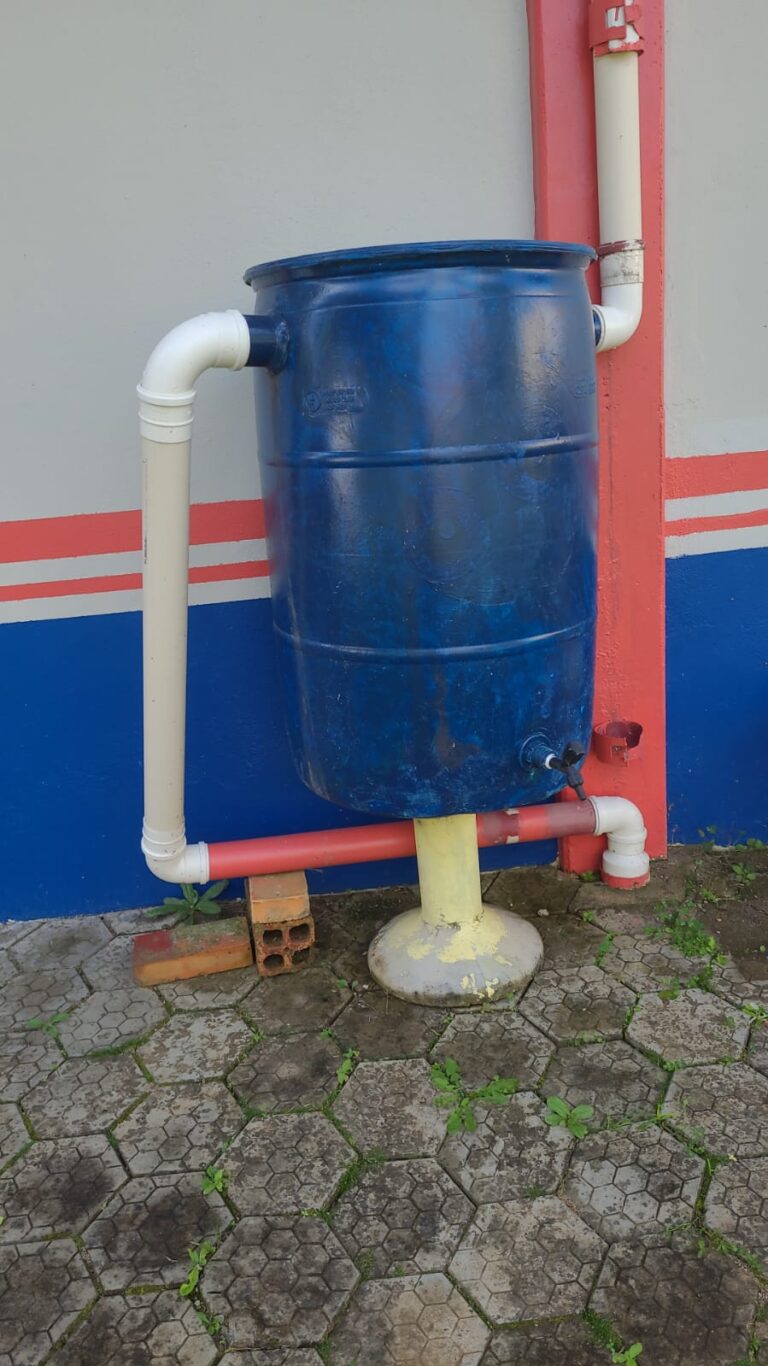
594;51;642;244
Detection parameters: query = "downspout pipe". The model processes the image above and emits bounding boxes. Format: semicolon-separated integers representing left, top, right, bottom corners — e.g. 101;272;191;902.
590;2;644;351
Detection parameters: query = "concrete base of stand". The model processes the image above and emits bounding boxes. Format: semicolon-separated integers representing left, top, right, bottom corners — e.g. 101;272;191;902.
367;903;544;1007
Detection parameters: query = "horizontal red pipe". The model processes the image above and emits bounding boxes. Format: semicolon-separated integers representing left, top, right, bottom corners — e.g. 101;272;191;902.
207;801;597;880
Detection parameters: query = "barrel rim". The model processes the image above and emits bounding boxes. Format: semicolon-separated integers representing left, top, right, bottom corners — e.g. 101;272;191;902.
244;238;596;287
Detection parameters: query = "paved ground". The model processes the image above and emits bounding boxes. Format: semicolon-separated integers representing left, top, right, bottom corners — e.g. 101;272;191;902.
2;844;768;1363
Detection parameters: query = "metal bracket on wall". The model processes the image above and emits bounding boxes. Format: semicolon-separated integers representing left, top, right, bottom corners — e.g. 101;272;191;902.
589;2;644;56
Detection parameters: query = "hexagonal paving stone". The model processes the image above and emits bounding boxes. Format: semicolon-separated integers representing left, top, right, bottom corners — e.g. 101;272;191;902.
225;1112;353;1214
430;1012;552;1091
589;1232;758;1364
204;1214;358;1348
626;988;748;1065
711;959;768;1010
82;1173;229;1290
326;989;446;1060
666;1062;768;1157
0;1029;61;1104
333;1157;472;1276
138;1009;256;1083
328;1272;490;1365
704;1155;768;1269
0;952;15;988
481;1318;611;1365
493;865;579;919
0;1105;29;1167
24;1055;146;1137
0;1134;126;1243
51;1288;217;1365
334;1059;446;1156
598;930;708;995
219;1353;323;1366
321;888;416;987
229;1033;341;1114
10;915;111;972
521;913;606;971
564;1123;704;1243
438;1091;572;1203
242;967;351;1035
102;905;179;936
0;918;43;951
449;1197;604;1324
0;966;88;1029
542;1041;665;1130
113;1081;245;1175
160;966;261;1011
0;1238;94;1365
57;986;166;1056
78;933;134;991
519;964;635;1044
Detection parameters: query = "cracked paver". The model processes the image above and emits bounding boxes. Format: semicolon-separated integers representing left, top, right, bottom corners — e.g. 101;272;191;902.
564;1123;704;1243
0;1105;29;1167
332;990;446;1059
51;1288;218;1365
589;1232;758;1364
113;1081;245;1175
10;916;111;972
666;1062;768;1157
626;988;748;1064
243;968;350;1034
82;1173;229;1290
333;1059;446;1156
225;1112;352;1214
439;1090;572;1203
333;1157;472;1276
0;1030;61;1104
229;1033;341;1113
481;1318;611;1364
24;1055;146;1137
138;1010;255;1082
430;1012;552;1090
204;1214;358;1348
328;1271;489;1365
0;1134;126;1243
0;1238;94;1365
450;1197;603;1323
159;966;260;1011
0;967;88;1030
543;1040;665;1130
704;1155;768;1268
57;986;166;1056
519;964;635;1043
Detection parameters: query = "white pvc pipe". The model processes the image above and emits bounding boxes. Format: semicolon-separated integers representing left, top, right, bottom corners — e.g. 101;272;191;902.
590;795;650;883
591;28;644;351
139;310;251;883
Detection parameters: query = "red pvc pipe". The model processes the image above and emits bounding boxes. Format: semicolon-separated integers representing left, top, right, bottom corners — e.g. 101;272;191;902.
207;801;597;880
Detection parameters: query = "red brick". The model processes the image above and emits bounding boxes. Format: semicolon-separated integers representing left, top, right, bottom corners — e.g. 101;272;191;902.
246;871;310;925
132;916;254;987
253;915;316;977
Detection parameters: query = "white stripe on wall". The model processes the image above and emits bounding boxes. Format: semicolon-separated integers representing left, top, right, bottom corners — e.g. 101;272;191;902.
0;540;267;588
666;524;768;559
0;575;271;626
666;489;768;522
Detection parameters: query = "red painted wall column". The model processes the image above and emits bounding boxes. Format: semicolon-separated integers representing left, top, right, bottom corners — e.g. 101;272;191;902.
526;0;667;865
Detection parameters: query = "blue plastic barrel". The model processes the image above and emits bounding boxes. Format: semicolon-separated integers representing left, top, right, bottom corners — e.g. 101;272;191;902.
244;241;597;818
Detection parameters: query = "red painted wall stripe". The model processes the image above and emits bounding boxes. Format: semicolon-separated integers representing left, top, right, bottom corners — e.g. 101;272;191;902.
666;452;768;500
527;0;667;864
0;499;265;565
666;508;768;538
0;559;270;604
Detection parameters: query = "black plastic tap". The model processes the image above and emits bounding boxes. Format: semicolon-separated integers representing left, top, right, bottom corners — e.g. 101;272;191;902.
548;742;588;801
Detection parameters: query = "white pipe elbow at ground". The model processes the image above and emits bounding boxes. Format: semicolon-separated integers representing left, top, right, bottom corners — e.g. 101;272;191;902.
590;795;650;884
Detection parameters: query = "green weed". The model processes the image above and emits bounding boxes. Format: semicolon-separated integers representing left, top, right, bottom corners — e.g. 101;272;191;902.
579;870;599;883
179;1240;215;1297
743;1003;768;1025
583;1309;643;1364
195;1308;221;1336
430;1058;518;1134
595;933;614;966
732;862;758;885
201;1165;228;1195
581;909;598;924
23;1010;70;1040
145;880;229;922
336;1048;359;1086
646;903;724;962
543;1095;594;1138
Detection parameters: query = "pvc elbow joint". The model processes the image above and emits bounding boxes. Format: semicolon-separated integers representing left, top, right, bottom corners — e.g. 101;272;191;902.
141;827;210;885
593;243;644;352
589;795;650;887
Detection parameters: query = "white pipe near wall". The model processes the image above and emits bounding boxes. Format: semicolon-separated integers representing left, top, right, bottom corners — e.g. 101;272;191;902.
591;6;644;351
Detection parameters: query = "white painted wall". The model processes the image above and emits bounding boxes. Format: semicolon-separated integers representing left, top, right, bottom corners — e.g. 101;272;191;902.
0;0;533;521
665;0;768;458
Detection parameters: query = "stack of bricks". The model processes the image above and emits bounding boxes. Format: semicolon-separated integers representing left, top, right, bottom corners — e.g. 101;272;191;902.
246;870;315;977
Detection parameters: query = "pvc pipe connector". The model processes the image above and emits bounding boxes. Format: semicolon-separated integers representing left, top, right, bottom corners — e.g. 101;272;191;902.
589;795;650;887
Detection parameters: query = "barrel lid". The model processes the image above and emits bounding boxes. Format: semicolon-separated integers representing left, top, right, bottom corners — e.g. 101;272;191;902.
244;239;595;287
